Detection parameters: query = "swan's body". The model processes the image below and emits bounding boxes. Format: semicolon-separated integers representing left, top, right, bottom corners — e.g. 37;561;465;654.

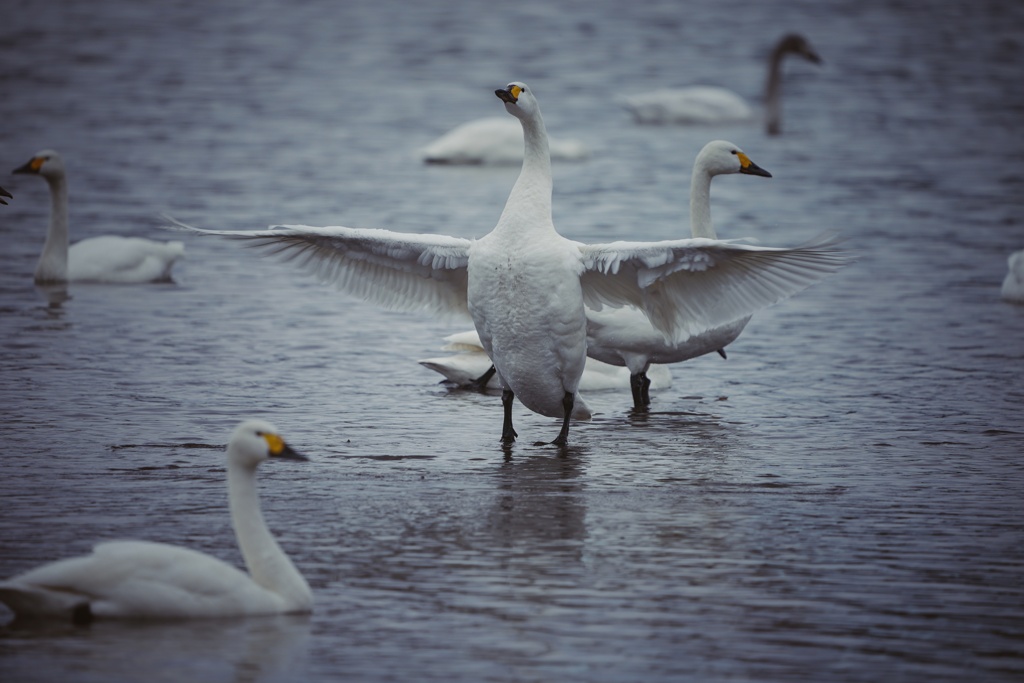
585;140;771;408
419;330;673;394
420;117;588;165
624;34;821;135
0;420;312;622
167;82;849;445
14;150;184;284
1002;250;1024;303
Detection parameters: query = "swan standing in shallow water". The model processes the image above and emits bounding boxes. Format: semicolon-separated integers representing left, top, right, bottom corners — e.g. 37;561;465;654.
624;34;821;135
586;140;772;409
420;117;588;165
1002;250;1024;303
0;420;312;622
168;82;848;446
13;150;184;284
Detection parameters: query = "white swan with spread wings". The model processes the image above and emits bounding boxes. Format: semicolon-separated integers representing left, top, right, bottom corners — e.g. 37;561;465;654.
168;82;848;446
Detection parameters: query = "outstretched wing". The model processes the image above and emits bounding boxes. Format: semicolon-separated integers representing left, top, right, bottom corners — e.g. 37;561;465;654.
579;232;850;341
166;217;473;316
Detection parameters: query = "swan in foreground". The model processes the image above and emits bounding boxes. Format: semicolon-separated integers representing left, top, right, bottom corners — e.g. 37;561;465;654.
586;139;772;409
419;330;673;393
0;185;11;205
420;116;588;165
13;150;184;284
167;82;848;446
0;419;312;622
1003;250;1024;303
624;33;821;135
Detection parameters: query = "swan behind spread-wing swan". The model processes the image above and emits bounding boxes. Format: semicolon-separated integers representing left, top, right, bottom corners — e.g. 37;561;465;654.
624;33;821;135
13;150;184;284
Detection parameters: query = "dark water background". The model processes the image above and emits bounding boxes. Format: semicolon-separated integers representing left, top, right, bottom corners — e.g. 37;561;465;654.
1;0;1022;681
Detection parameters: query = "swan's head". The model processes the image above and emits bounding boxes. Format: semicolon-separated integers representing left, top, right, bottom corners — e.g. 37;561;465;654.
495;82;540;122
228;419;307;469
13;150;66;181
777;33;821;64
697;140;772;178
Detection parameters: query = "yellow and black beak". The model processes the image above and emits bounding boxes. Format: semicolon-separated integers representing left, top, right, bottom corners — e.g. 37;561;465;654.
495;84;522;104
263;433;308;461
13;157;45;175
737;153;772;178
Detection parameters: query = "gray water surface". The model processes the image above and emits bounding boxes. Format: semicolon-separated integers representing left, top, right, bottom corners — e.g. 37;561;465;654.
1;1;1023;681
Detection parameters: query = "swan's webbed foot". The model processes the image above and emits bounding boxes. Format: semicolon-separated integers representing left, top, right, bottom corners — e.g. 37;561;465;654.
468;365;497;393
501;387;518;444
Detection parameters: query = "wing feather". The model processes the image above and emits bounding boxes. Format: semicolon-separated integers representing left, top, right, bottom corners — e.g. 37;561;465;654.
165;217;473;316
579;232;851;341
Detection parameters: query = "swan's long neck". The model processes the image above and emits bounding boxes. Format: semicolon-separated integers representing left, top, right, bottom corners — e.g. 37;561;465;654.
763;43;788;136
688;165;717;239
35;174;70;283
497;111;553;234
227;462;311;608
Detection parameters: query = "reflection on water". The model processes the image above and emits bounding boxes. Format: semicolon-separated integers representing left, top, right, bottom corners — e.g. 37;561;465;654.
1;615;312;683
33;284;71;312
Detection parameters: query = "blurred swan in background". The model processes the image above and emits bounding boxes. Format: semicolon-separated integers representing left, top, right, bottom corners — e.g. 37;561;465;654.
0;419;313;622
624;33;821;135
419;330;673;393
420;116;589;165
13;150;184;284
168;82;849;446
1002;250;1024;303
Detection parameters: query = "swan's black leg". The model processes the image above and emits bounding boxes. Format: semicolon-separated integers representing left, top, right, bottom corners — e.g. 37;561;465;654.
630;373;644;410
717;348;728;359
469;364;497;392
501;387;518;444
550;391;574;447
640;371;652;406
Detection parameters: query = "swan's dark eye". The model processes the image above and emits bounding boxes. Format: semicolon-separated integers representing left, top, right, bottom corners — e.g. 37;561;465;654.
255;431;264;436
730;150;738;155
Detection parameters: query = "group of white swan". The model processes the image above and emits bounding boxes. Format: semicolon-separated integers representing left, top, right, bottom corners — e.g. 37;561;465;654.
623;33;822;135
12;150;184;284
421;33;819;166
0;420;313;622
170;82;849;445
423;139;775;410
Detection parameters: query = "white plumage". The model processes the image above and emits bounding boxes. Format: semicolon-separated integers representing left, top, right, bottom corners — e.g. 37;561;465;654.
1002;250;1024;303
419;330;673;395
420;116;588;165
584;139;773;409
0;420;312;622
624;34;821;135
167;82;849;445
13;150;184;284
